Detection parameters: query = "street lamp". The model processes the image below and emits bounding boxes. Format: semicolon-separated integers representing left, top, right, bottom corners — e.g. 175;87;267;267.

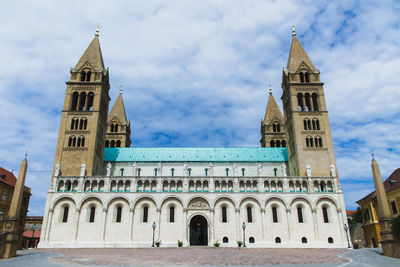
32;224;37;248
151;221;156;247
242;222;246;248
344;224;351;248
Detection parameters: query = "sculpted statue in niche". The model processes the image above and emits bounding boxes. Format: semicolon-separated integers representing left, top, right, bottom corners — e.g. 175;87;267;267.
157;162;163;176
106;162;112;177
132;162;137;176
232;162;238;176
281;163;287;177
306;163;311;177
208;162;214;176
183;162;188;176
80;162;86;177
54;161;60;177
330;163;336;177
257;163;263;176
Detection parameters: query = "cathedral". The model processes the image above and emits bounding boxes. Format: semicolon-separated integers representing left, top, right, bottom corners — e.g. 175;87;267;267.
38;28;349;248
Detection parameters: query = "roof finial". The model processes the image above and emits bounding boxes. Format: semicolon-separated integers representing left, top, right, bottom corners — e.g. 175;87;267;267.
371;151;375;160
268;82;272;95
291;24;296;36
95;23;100;36
24;151;28;160
119;84;123;94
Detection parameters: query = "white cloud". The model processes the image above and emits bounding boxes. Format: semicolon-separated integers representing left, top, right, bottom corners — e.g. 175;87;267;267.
0;0;399;215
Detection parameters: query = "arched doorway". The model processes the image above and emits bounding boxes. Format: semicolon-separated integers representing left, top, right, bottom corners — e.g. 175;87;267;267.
189;215;208;246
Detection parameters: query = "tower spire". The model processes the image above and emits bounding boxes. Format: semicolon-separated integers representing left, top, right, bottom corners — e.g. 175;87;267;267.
73;33;105;72
286;30;316;72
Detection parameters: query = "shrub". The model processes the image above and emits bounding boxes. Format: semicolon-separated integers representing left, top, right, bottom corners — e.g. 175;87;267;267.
155;240;162;247
178;240;183;247
237;241;243;247
214;240;220;247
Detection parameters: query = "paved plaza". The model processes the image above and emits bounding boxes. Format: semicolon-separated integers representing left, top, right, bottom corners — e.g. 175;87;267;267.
1;247;400;266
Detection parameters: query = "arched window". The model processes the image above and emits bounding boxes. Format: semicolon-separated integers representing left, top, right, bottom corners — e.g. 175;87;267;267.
223;237;229;243
78;92;86;111
241;168;245;176
143;206;148;223
282;140;286;147
303;119;308;130
225;168;229;176
305;93;311;111
275;237;281;243
322;207;329;223
306;137;310;147
114;124;118;132
222;206;227;223
276;140;281;147
297;93;304;111
314;137;319;148
273;124;276;132
169;206;175;223
188;168;192;177
70;118;77;130
318;137;323;147
137;168;141;177
62;206;69;223
105;140;109;147
110;124;114;132
110;140;115;147
86;92;94;111
270;140;275;147
249;237;255;243
273;168;278;176
116;140;121;147
120;168;124;176
86;71;91;82
80;71;86;81
171;168;175;176
116;206;122;223
312;93;319;111
247;206;253;223
68;136;76;147
272;207;278;223
77;136;82;147
299;72;305;83
328;237;334;243
305;72;310;83
80;136;85;147
71;92;79;111
302;237;307;243
89;206;96;223
204;168;208;176
154;168;158;176
297;206;304;223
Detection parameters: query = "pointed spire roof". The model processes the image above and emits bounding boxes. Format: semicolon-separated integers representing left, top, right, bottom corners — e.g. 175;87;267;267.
73;34;105;72
108;90;128;123
286;34;316;72
263;86;283;123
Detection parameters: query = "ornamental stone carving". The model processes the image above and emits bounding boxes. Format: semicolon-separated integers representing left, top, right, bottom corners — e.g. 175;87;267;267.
188;200;209;210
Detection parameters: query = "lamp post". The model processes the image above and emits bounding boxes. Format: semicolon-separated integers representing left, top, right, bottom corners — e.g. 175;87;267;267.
32;224;37;248
344;224;351;248
242;222;246;248
151;221;156;247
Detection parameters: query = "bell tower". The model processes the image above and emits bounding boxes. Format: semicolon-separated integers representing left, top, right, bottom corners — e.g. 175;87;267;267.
281;29;337;177
260;85;286;148
52;30;110;180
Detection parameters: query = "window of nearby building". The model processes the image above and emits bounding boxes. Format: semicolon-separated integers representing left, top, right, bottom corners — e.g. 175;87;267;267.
247;206;253;223
391;201;398;214
0;211;3;221
89;206;96;223
222;206;227;223
169;206;175;223
272;207;278;223
364;208;371;221
322;207;329;223
297;207;304;223
2;191;7;201
116;206;122;223
143;206;148;223
62;206;69;223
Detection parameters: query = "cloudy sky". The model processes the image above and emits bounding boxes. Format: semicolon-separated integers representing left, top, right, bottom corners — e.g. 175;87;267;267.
1;0;399;215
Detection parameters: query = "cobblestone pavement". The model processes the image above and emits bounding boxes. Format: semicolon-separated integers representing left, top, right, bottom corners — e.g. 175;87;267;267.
0;247;399;267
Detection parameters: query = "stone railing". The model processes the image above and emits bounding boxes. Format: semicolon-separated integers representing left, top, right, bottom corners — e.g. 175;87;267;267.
52;175;337;194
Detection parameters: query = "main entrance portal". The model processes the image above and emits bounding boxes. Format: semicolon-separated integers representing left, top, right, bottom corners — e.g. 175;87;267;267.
189;215;208;246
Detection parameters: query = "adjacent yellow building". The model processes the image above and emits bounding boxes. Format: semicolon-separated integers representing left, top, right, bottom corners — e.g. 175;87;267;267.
357;168;400;247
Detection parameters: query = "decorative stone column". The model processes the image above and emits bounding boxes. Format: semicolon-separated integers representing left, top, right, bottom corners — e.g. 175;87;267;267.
209;177;215;192
129;207;134;241
101;208;108;242
157;208;161;241
210;208;215;243
261;208;266;241
70;207;79;243
183;208;188;245
312;208;320;241
45;208;54;243
235;208;240;241
286;208;292;243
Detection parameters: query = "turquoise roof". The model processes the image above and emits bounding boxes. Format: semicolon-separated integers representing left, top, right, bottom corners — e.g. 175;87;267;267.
104;147;288;162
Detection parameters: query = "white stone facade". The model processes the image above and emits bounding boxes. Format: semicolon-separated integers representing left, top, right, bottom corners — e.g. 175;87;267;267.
39;161;349;248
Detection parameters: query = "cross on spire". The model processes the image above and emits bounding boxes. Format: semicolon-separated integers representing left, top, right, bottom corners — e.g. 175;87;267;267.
119;84;123;94
268;82;272;95
291;24;296;36
95;23;100;36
